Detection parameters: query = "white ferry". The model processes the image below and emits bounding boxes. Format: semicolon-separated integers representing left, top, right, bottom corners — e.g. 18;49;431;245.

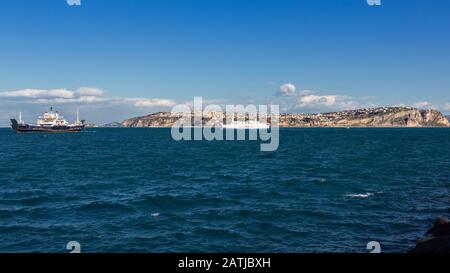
222;120;270;129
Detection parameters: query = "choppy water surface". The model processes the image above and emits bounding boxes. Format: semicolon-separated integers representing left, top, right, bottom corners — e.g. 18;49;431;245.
0;128;449;252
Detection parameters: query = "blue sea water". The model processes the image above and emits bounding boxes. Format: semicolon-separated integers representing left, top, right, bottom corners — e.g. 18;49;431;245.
0;128;449;253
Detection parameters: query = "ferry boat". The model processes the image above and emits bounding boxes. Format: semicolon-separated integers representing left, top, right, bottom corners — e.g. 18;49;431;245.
222;120;270;129
10;107;85;133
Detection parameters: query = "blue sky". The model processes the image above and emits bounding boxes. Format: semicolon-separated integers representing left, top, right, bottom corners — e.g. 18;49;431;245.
0;0;449;125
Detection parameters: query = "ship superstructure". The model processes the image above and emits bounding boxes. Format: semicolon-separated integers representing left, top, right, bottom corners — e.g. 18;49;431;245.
11;107;85;133
222;120;270;129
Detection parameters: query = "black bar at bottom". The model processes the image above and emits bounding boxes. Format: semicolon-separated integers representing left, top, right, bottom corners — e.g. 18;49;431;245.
0;253;446;272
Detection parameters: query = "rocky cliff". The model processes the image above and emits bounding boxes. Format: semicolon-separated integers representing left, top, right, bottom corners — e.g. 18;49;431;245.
279;107;450;127
121;107;450;128
122;112;182;128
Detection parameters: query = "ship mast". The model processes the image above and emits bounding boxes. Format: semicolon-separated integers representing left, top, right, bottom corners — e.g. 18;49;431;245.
76;107;80;124
19;112;24;125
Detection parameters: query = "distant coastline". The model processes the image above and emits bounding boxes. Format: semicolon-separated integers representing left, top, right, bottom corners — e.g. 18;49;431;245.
3;107;449;129
121;107;450;128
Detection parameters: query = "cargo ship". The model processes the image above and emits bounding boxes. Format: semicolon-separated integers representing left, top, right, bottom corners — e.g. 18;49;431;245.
10;107;85;133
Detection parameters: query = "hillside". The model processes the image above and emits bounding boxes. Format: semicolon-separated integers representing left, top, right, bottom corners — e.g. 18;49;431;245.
122;107;450;128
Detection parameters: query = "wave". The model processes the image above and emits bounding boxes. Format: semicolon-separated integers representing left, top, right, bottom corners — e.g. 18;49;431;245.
344;193;374;198
344;192;383;199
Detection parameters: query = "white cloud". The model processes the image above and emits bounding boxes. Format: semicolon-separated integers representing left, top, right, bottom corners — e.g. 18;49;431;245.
0;87;180;126
297;90;315;96
274;84;362;112
33;96;105;104
297;94;338;108
295;93;360;111
277;83;297;96
410;101;450;113
123;98;177;107
0;89;75;99
66;0;81;6
412;101;436;109
77;87;104;97
0;88;104;101
0;87;176;108
271;84;367;113
442;103;450;111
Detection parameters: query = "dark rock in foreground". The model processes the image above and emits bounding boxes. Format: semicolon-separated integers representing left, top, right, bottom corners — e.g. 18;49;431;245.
410;217;450;253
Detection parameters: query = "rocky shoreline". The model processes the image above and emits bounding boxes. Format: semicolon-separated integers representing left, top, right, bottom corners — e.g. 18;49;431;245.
121;107;450;128
411;218;450;253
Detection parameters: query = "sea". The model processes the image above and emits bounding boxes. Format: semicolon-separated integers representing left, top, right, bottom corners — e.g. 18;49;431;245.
0;128;449;253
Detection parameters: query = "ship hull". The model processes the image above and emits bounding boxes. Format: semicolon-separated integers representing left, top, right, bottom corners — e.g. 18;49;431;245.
10;119;85;133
